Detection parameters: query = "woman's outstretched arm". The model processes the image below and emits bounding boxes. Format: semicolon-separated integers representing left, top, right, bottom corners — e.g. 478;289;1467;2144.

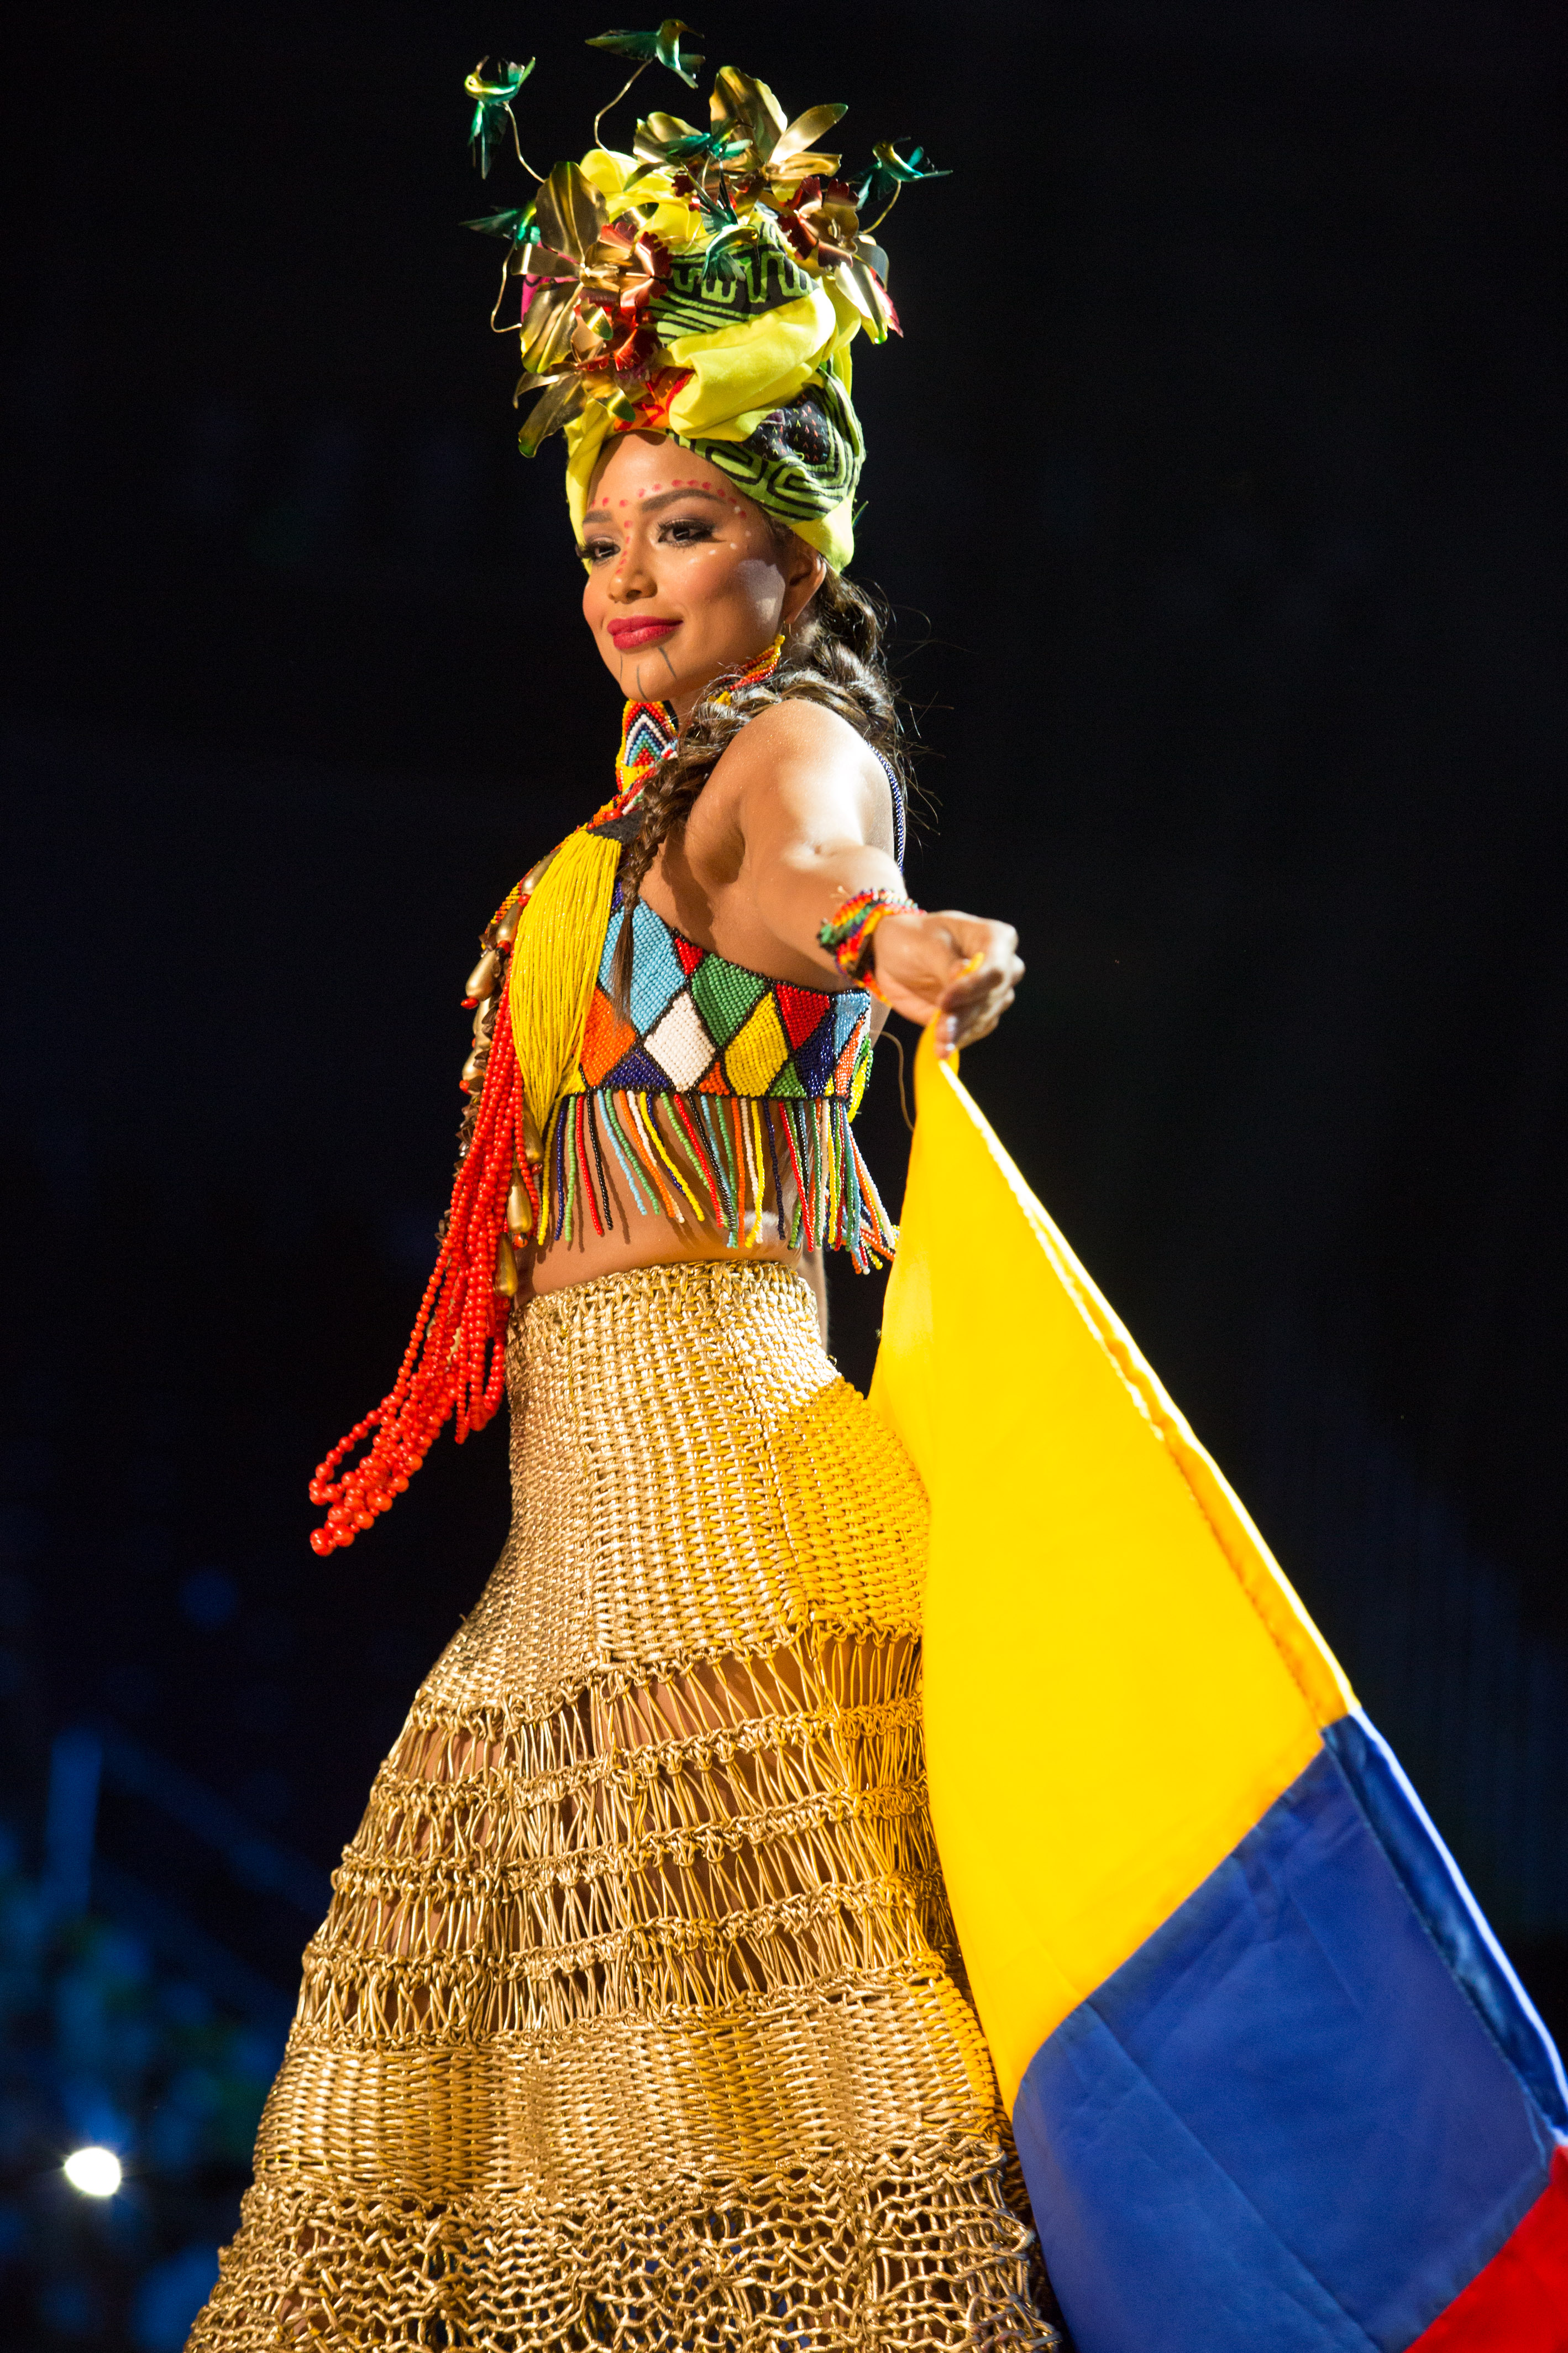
720;698;1024;1053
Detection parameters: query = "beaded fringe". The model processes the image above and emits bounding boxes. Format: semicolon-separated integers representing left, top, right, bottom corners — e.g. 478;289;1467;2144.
189;1263;1057;2350
541;1090;898;1272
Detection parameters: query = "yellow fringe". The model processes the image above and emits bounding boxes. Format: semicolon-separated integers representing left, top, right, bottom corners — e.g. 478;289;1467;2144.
508;830;622;1133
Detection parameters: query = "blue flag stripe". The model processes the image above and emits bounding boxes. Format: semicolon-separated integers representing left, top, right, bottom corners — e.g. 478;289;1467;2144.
1322;1712;1568;2133
1014;1740;1558;2353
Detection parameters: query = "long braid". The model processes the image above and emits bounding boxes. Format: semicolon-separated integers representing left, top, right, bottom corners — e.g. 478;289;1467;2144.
612;572;908;1013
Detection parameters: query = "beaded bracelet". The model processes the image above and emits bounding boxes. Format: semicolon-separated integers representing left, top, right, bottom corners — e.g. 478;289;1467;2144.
817;887;922;995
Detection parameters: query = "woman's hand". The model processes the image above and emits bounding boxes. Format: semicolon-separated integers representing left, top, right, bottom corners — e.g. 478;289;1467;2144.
869;909;1023;1053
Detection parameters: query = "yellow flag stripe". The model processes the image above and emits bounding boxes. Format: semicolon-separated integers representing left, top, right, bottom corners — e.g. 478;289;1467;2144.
869;1029;1353;2108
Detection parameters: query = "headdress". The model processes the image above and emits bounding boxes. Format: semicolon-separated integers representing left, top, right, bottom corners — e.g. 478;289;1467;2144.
464;25;946;569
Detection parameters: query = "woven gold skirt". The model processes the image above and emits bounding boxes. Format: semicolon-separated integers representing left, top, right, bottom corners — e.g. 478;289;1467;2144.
190;1259;1057;2350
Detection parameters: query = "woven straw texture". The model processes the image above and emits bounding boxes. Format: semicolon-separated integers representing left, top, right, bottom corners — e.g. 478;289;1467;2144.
188;1261;1058;2349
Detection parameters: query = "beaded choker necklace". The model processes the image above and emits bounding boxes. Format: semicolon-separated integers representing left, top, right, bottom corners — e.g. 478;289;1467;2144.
613;696;677;805
604;631;785;825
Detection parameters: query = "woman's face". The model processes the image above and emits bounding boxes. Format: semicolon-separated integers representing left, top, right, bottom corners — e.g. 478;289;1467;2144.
580;431;824;718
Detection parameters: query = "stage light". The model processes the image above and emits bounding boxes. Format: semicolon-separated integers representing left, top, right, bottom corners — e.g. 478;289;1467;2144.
63;2146;121;2198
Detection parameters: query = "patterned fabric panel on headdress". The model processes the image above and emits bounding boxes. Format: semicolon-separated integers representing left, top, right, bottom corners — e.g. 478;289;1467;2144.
688;379;863;535
651;243;817;339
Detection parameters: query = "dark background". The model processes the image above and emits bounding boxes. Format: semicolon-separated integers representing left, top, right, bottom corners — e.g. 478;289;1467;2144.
2;2;1565;2340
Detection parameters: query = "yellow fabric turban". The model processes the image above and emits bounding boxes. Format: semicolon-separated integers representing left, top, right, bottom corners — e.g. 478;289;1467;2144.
464;57;945;573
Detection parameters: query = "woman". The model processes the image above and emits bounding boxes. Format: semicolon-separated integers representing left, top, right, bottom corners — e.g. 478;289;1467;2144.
190;48;1053;2349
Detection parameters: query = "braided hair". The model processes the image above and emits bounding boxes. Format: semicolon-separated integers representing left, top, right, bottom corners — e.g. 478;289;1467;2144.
611;568;908;1013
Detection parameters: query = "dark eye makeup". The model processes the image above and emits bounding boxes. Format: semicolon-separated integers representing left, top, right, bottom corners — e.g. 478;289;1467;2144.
579;508;722;563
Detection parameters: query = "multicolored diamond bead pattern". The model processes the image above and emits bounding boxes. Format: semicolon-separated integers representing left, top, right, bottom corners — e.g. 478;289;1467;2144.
566;886;874;1111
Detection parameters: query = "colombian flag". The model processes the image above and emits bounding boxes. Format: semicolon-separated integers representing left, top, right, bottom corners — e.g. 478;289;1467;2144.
870;1031;1568;2352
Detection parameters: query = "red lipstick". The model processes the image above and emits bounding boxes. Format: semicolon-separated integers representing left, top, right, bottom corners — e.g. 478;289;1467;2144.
607;616;679;650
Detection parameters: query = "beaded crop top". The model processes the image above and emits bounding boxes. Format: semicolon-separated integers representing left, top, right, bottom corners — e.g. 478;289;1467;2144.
473;674;901;1273
546;877;888;1266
